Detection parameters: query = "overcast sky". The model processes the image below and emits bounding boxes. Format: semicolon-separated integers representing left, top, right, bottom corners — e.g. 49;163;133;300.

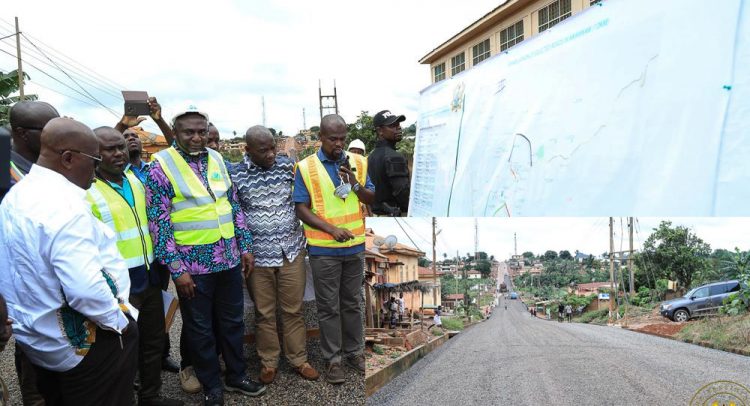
367;217;750;261
1;0;501;137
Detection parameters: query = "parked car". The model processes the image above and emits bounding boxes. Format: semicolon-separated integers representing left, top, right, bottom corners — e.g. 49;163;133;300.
659;280;744;322
509;292;518;300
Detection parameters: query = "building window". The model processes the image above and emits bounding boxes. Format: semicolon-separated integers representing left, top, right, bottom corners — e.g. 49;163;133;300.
590;0;601;4
538;0;572;32
499;20;524;52
451;52;465;76
472;39;491;66
433;63;446;82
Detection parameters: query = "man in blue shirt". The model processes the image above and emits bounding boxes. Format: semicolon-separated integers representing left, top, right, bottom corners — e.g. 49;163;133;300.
293;115;375;384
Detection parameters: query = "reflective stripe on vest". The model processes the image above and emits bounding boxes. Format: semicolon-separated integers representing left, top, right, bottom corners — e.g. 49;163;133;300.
86;171;154;269
297;151;367;248
153;147;235;246
10;161;24;182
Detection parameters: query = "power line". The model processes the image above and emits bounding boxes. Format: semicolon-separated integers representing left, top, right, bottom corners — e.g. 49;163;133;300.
0;26;125;98
393;218;424;253
0;17;128;91
0;47;118;117
21;33;119;117
0;37;122;100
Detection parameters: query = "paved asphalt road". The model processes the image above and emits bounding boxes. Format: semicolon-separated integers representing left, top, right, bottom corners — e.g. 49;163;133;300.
368;298;750;405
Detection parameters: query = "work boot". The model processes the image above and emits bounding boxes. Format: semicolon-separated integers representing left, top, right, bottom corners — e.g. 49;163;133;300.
295;362;320;381
259;366;276;384
203;390;224;406
224;378;266;397
344;353;366;374
325;362;346;384
162;356;180;373
179;366;202;394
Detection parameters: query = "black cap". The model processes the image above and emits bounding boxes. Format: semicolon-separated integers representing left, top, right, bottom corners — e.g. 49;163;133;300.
373;110;406;127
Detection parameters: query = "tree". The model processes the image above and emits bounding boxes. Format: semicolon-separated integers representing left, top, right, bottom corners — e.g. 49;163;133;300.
418;257;430;267
522;251;534;259
1;69;37;126
543;250;558;261
640;221;711;290
346;111;377;152
559;250;572;260
476;259;491;278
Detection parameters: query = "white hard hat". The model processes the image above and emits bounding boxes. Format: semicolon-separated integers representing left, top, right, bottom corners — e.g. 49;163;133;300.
348;139;366;154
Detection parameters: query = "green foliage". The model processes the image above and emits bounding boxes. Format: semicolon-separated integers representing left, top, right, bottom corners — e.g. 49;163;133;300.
720;293;748;316
418;257;430;267
559;250;573;260
441;317;464;331
220;149;243;163
543;250;558;261
297;145;317;160
631;286;655;307
430;327;444;336
346;111;377;153
522;251;534;259
372;344;385;355
640;221;711;289
1;69;38;126
476;259;491;278
577;309;609;324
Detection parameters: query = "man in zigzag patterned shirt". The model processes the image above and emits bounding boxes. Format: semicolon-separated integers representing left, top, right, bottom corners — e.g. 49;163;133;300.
230;125;320;385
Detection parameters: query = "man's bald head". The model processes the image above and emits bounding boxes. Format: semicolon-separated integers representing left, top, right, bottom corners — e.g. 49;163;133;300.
320;114;346;136
244;125;276;169
37;118;99;190
9;101;60;161
245;125;273;145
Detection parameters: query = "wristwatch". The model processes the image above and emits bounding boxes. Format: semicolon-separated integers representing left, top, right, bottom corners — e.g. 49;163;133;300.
352;182;361;193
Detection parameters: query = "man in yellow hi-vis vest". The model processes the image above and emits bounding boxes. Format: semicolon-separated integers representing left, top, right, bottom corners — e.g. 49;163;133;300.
86;127;182;406
144;107;265;404
293;114;375;384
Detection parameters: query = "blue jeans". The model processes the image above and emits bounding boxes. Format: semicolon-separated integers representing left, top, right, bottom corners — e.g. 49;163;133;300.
179;265;247;393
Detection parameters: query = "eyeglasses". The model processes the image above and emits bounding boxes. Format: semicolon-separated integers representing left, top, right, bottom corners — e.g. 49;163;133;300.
59;149;103;164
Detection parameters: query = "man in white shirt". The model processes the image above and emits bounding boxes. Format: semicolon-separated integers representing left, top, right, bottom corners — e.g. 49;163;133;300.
0;118;139;406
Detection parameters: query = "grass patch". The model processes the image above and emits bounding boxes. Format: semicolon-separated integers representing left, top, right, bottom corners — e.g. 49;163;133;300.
577;309;610;324
441;317;464;331
430;328;444;336
372;344;385;355
676;313;750;353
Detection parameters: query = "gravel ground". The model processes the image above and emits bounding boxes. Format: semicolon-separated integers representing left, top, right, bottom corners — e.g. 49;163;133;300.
367;297;750;405
1;294;364;405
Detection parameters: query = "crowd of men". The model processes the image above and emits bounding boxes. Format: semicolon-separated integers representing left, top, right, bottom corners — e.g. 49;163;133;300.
0;98;413;406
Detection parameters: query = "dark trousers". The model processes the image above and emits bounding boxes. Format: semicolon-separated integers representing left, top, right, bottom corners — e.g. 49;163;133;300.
33;319;139;406
179;266;246;393
130;284;166;400
14;346;44;406
309;252;364;363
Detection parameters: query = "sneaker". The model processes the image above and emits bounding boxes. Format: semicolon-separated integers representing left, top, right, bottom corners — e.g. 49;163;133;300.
295;362;320;381
325;362;346;384
224;378;266;397
259;366;277;384
138;396;185;406
179;366;202;394
203;390;224;406
344;354;365;374
162;356;180;373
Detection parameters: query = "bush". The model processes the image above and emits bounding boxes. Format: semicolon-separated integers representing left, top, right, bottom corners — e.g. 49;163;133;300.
720;292;749;316
442;317;464;331
430;327;444;336
372;345;385;355
577;309;609;324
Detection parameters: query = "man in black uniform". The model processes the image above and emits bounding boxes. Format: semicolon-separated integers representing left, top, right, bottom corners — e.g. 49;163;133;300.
368;110;410;216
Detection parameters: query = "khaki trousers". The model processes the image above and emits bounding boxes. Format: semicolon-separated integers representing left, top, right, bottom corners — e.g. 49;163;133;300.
249;253;308;368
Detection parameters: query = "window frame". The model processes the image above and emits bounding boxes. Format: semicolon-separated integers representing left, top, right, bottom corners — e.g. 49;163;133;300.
451;52;466;76
538;0;572;33
499;20;524;52
433;62;446;82
472;38;491;66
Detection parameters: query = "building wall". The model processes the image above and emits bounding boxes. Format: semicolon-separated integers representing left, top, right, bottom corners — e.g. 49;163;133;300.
428;0;595;83
384;255;422;314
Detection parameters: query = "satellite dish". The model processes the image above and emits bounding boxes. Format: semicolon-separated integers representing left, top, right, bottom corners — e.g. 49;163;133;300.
373;236;385;247
384;235;398;249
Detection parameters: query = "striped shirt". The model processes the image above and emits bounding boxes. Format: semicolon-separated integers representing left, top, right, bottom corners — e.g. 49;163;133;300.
231;155;305;267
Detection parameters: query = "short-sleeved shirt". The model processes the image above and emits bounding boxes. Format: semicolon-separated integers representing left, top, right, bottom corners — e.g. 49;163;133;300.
292;149;374;257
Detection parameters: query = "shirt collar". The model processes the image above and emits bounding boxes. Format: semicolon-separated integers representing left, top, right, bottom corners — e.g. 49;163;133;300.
376;139;396;149
29;164;87;199
317;148;345;163
10;150;33;174
244;154;275;171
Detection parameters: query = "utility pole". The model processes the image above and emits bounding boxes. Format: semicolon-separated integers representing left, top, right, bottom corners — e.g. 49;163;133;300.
302;108;307;132
432;217;437;305
628;217;634;295
609;217;616;324
15;17;24;100
318;80;339;120
261;96;266;127
474;218;479;262
514;232;517;256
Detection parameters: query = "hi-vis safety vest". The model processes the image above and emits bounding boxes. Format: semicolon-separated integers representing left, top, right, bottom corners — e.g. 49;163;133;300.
86;171;154;269
153;147;235;246
297;151;367;248
10;161;24;182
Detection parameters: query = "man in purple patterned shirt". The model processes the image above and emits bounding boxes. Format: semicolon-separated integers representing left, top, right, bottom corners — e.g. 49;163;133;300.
144;106;265;405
